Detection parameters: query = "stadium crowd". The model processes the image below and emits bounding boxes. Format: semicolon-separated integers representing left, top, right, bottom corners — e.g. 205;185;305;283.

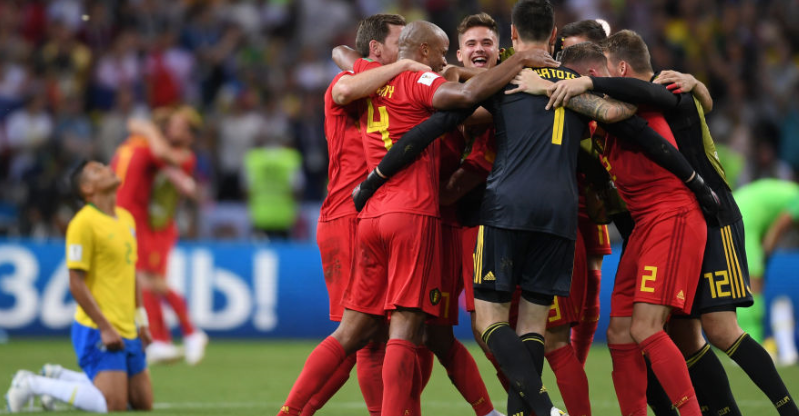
0;0;797;240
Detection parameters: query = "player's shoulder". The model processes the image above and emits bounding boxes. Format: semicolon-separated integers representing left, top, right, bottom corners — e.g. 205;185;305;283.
67;205;96;232
413;71;444;87
530;66;580;82
353;58;381;73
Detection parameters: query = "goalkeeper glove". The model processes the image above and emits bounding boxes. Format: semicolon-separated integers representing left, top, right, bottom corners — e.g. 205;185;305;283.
685;173;720;217
352;169;387;212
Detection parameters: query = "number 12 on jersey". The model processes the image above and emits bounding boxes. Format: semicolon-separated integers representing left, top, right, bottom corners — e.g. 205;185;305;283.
366;98;392;150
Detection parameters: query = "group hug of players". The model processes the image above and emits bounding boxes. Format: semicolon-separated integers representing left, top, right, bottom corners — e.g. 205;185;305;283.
278;1;799;416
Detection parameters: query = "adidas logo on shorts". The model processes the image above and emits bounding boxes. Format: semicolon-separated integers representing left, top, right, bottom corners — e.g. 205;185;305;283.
484;272;496;281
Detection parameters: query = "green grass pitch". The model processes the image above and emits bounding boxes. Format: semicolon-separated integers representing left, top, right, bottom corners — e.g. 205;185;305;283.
1;338;797;415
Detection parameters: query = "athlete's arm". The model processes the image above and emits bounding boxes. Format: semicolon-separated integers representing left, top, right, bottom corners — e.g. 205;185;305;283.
135;274;152;348
564;93;637;123
127;119;190;166
558;76;681;110
441;65;486;82
600;116;720;215
161;165;199;199
352;107;476;211
431;48;559;110
653;70;713;113
440;168;486;206
69;269;124;350
763;212;795;257
332;45;360;71
332;59;431;105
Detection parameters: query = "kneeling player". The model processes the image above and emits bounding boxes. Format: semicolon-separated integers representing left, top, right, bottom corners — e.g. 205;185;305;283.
6;161;153;413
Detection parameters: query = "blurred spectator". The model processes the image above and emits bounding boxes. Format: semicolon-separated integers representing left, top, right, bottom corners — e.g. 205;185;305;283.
0;0;796;240
217;89;266;200
244;133;304;240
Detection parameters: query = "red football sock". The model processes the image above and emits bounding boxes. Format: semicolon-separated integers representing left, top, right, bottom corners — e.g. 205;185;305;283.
409;348;424;416
485;352;509;391
302;353;357;416
416;345;435;391
142;289;169;342
438;340;495;416
357;342;385;416
165;289;195;335
546;345;591;416
277;336;347;416
382;339;417;416
572;269;601;365
609;343;648;416
640;331;702;416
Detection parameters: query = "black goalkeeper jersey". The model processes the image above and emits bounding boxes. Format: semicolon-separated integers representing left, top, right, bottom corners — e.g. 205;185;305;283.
480;66;589;240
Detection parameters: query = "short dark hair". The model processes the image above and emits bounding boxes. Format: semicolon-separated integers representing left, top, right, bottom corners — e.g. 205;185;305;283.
355;14;406;57
560;42;607;67
599;29;653;73
511;0;555;43
560;20;607;43
457;13;499;41
70;160;89;202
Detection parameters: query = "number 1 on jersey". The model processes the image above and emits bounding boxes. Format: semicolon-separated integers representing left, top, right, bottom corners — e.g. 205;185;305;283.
552;107;565;145
366;98;392;150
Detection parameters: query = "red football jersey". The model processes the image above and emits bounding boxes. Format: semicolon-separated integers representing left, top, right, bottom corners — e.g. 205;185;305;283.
461;128;495;178
359;70;448;218
439;129;466;226
602;111;697;219
320;58;382;220
111;136;195;231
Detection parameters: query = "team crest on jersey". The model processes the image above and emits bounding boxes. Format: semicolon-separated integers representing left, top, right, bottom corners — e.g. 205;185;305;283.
429;288;442;305
417;72;441;86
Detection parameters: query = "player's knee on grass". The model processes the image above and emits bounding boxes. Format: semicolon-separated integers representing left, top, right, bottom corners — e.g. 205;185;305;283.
128;370;153;411
667;318;705;357
94;371;129;412
701;310;744;351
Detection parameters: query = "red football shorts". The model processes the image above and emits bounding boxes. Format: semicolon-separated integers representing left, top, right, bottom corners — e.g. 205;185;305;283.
317;215;358;322
578;211;612;257
610;207;707;317
135;220;177;277
428;224;464;326
547;228;587;328
344;213;442;317
462;226;478;312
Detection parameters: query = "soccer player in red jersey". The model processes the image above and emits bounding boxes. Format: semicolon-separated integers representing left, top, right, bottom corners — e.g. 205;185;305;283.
111;108;207;366
277;20;553;416
549;39;707;416
313;13;434;416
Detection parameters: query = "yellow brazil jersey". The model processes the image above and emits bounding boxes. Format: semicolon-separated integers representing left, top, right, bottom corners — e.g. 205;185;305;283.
66;204;138;339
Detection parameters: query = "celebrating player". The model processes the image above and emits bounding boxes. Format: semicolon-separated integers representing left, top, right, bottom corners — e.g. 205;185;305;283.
5;161;153;413
112;109;207;365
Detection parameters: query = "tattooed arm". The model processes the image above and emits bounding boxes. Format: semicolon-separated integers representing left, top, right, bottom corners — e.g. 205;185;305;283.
565;93;637;123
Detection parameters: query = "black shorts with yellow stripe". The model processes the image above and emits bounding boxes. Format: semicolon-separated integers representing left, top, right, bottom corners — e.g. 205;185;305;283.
473;225;574;303
686;218;753;316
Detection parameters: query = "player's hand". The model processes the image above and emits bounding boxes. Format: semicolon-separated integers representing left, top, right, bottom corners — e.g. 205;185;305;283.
685;172;721;217
398;59;432;74
545;77;594;110
515;48;560;69
352;169;388;212
653;70;697;94
138;326;153;349
101;326;124;351
506;69;553;96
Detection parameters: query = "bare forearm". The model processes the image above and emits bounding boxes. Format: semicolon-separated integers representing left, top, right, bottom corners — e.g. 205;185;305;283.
566;93;637;123
763;213;794;254
69;270;113;330
693;80;713;113
332;45;359;71
333;60;413;105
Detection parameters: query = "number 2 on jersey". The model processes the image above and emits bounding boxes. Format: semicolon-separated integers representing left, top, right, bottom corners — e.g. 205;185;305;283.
366;98;392;150
551;107;565;145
